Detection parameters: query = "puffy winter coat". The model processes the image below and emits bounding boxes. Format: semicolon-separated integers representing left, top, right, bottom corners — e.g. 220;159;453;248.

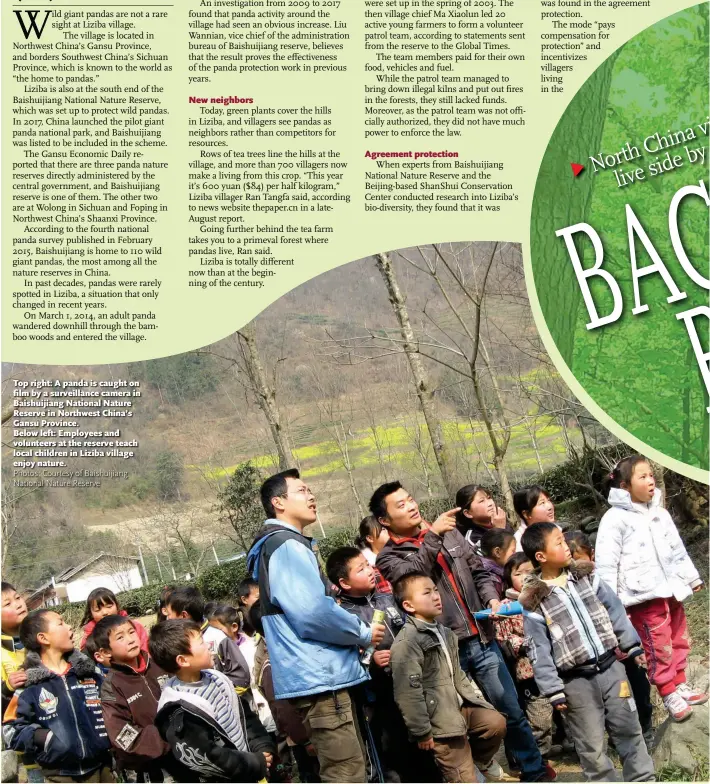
596;488;702;607
520;561;643;705
2;650;111;778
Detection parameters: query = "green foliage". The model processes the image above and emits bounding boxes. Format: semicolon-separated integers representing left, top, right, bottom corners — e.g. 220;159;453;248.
56;602;85;631
129;352;220;404
196;559;249;603
531;6;710;472
217;462;265;551
419;497;455;523
111;580;191;616
155;450;184;501
316;525;358;563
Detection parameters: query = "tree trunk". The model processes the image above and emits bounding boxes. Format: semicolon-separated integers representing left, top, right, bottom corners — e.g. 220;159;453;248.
470;364;516;520
376;253;457;497
238;322;294;471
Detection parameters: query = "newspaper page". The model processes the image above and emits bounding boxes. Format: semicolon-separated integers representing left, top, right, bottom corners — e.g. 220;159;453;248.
1;0;708;780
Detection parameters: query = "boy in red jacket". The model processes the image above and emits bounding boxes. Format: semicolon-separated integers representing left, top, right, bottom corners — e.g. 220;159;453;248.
94;615;185;781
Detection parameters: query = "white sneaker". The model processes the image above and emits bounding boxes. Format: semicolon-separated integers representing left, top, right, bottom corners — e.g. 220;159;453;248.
478;760;517;782
663;690;693;722
676;682;709;706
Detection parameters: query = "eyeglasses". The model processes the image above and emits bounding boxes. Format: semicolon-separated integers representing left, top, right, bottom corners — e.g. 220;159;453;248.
281;486;313;498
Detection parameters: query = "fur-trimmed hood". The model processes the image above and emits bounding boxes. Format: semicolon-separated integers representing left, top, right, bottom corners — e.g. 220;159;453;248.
519;560;596;612
23;648;97;686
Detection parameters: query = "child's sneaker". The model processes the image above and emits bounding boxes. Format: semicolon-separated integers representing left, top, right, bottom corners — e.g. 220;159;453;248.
675;682;709;706
663;690;693;722
479;759;517;782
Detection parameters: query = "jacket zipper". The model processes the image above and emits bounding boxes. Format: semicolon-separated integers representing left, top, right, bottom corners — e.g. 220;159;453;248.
142;673;160;702
564;584;600;663
62;675;87;776
439;574;470;633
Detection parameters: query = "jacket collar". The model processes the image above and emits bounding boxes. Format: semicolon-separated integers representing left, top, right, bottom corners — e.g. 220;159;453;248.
338;592;373;607
24;648;98;687
607;487;662;512
110;651;150;676
518;560;596;611
481;557;504;578
1;633;21;652
405;615;444;650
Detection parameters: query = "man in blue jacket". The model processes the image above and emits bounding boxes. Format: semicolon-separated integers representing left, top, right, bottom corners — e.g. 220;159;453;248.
247;469;385;783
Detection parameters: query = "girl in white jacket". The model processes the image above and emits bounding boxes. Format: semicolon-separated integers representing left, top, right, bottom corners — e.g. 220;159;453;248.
596;455;706;722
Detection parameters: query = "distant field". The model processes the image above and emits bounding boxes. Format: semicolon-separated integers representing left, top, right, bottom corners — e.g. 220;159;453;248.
193;417;575;484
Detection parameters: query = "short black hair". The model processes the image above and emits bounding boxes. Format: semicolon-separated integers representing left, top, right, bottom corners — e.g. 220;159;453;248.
326;547;364;588
565;530;593;559
237;578;259;604
149;619;202;674
480;528;515;558
19;609;56;654
369;481;403;521
84;633;99;663
521;522;558;564
454;485;491;528
260;469;301;518
166;586;204;623
93;615;135;652
392;571;431;611
503;552;531;591
206;603;241;630
513;486;548;522
248;601;265;637
1;582;17;595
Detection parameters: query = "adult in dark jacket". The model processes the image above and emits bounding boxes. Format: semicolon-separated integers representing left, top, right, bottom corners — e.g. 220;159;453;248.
372;482;552;783
156;685;272;782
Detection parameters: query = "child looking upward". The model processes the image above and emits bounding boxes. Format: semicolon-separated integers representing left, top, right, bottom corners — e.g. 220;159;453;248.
596;455;706;722
520;523;654;782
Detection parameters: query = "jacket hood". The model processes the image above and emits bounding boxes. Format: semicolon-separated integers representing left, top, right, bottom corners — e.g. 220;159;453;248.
23;649;97;687
608;487;662;512
156;684;236;747
519;560;596;612
247;520;308;577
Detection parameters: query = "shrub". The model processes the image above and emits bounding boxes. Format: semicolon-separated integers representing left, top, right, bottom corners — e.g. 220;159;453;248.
196;559;250;603
419;497;455;523
316;525;358;563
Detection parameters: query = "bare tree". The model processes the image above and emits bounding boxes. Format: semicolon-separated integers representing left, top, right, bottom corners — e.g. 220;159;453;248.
310;368;365;518
92;554;142;593
236;322;295;471
375;252;457;497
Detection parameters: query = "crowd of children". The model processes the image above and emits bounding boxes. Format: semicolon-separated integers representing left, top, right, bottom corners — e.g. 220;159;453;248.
0;453;705;783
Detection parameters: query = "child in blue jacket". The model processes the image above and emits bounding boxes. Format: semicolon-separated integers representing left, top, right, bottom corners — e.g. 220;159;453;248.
2;609;112;782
